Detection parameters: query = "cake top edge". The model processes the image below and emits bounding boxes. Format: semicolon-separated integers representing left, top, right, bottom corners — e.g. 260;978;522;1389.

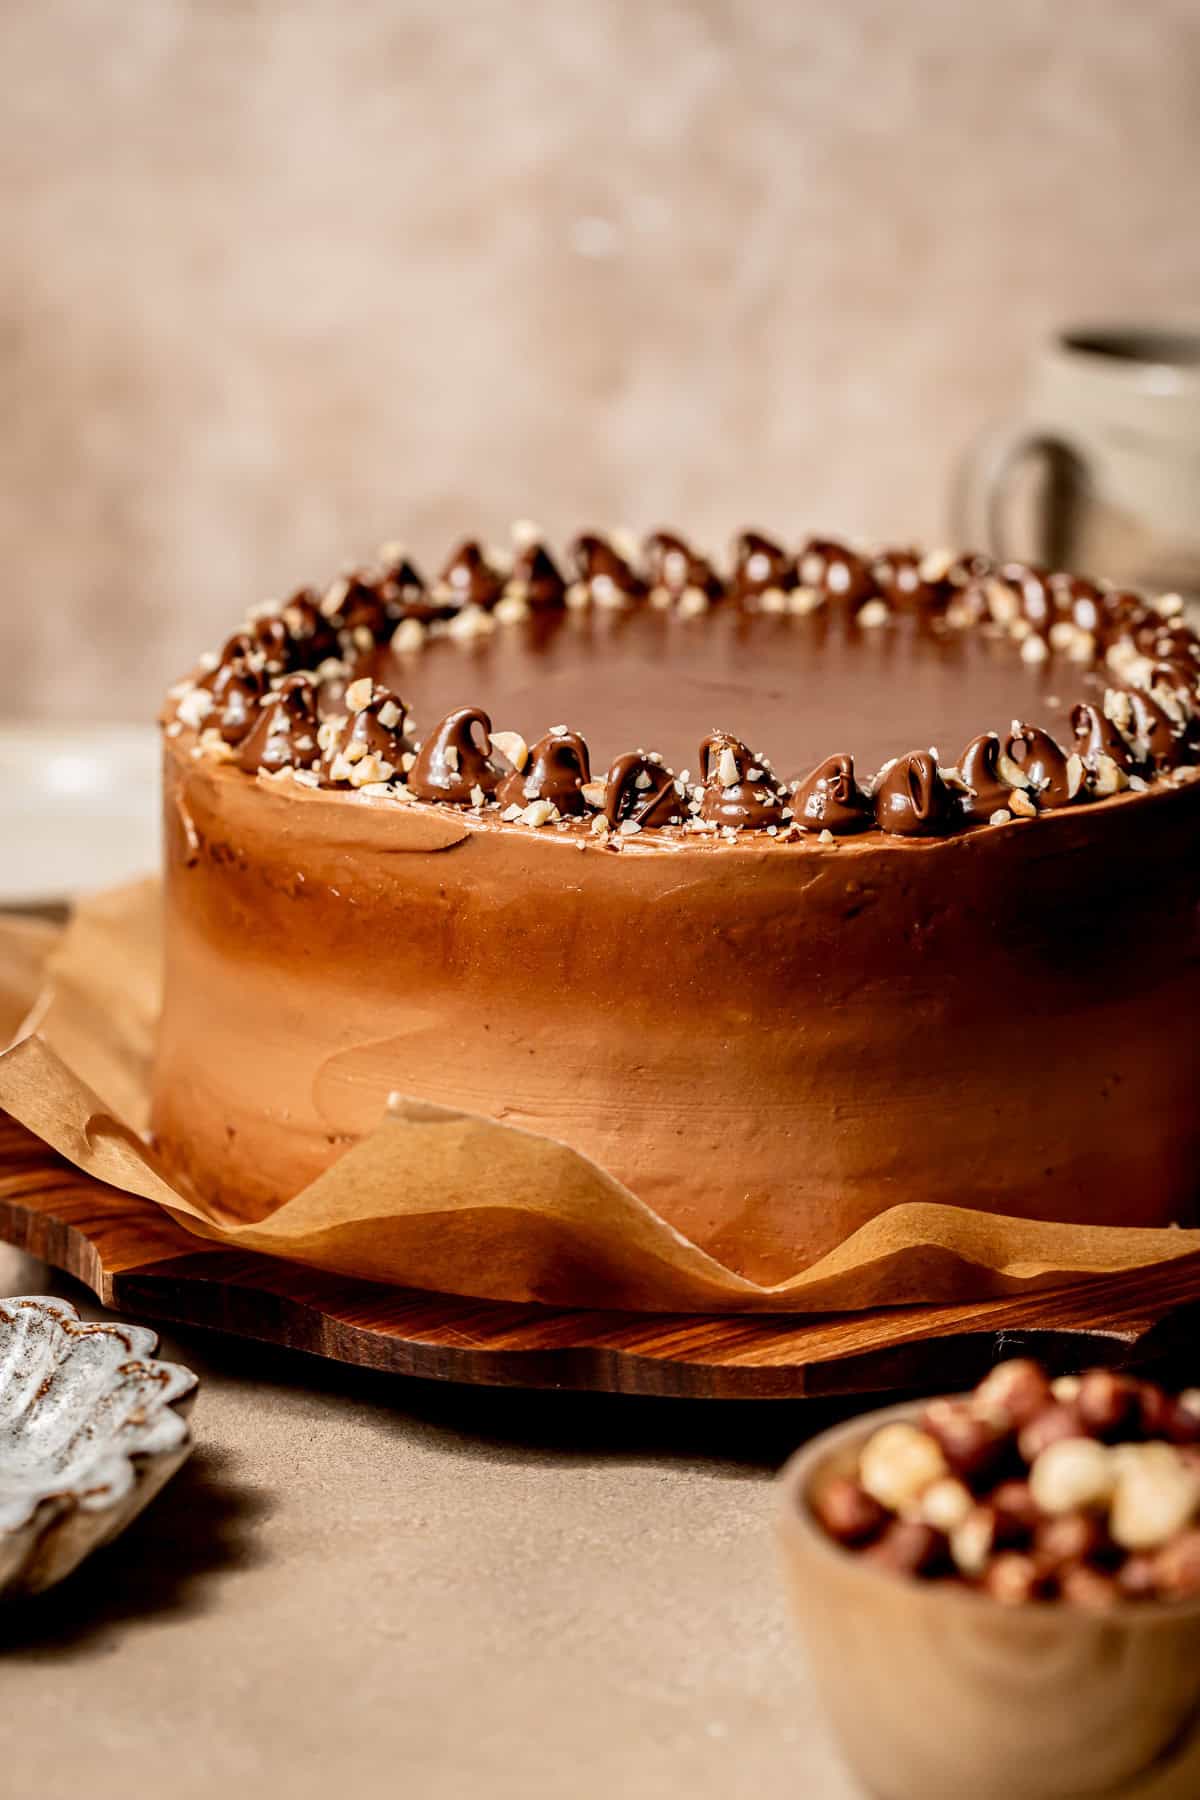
163;526;1200;846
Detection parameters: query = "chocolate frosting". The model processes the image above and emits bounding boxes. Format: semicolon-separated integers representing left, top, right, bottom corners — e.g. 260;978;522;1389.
696;732;788;828
324;573;396;645
870;549;942;610
377;551;429;614
1005;723;1075;809
377;550;458;626
569;534;648;604
280;589;341;665
731;530;794;600
643;531;723;601
1071;702;1137;776
248;615;294;673
1122;688;1185;769
408;707;508;802
797;538;874;606
496;730;591;814
506;540;567;609
1048;572;1103;633
602;752;680;829
323;683;413;784
998;562;1055;629
873;751;952;836
957;733;1014;822
1145;623;1200;665
791;753;872;833
237;674;322;774
201;633;270;745
437;541;505;612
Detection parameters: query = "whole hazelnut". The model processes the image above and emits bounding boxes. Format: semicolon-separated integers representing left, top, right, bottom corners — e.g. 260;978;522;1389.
1118;1553;1159;1600
951;1505;998;1578
1152;1528;1200;1600
921;1398;1008;1482
918;1476;974;1534
1059;1563;1121;1612
1018;1402;1088;1465
864;1520;946;1579
859;1423;948;1512
1164;1396;1200;1448
810;1474;887;1547
973;1359;1052;1429
989;1479;1042;1546
1137;1381;1175;1440
1029;1437;1115;1515
1076;1370;1140;1440
983;1552;1050;1606
1034;1509;1108;1569
1110;1443;1200;1551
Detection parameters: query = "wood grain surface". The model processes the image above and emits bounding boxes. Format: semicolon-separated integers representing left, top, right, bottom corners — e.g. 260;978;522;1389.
3;1110;1200;1400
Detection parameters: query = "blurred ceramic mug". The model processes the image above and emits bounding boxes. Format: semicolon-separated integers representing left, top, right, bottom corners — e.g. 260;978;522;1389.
954;324;1200;597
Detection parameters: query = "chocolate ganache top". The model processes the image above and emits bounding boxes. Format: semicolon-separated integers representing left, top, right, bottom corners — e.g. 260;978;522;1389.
165;526;1200;843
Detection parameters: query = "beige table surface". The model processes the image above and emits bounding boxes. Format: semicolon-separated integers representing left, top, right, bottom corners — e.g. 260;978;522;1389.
0;1244;865;1800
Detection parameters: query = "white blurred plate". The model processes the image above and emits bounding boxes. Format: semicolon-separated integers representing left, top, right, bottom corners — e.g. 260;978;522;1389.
0;725;159;906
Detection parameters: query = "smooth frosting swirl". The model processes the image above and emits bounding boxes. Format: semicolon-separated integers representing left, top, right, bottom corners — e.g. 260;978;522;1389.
791;753;872;833
602;752;680;828
237;674;322;774
697;732;788;828
496;730;591;814
873;751;952;836
407;707;508;802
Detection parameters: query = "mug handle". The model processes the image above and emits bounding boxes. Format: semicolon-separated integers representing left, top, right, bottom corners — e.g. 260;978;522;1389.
951;422;1088;565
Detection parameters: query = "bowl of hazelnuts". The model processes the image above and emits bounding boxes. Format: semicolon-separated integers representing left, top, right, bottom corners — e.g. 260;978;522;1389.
777;1360;1200;1800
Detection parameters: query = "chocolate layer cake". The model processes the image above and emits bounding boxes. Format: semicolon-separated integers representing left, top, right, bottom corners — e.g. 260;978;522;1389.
155;528;1200;1284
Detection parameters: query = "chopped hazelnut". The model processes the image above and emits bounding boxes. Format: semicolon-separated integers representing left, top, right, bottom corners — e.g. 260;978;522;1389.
857;599;890;628
489;730;528;772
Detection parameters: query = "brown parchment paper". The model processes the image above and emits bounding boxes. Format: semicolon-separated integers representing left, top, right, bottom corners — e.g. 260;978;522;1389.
1;880;1199;1314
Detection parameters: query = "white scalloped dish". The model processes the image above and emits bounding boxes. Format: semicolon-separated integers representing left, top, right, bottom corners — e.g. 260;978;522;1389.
0;1296;197;1594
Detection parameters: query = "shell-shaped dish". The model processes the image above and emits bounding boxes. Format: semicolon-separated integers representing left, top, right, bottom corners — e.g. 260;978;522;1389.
0;1295;197;1594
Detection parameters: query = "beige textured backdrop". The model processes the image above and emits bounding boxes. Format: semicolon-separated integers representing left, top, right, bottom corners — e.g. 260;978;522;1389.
3;0;1199;722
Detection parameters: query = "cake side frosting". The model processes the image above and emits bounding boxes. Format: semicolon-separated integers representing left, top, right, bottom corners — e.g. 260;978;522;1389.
154;729;1200;1283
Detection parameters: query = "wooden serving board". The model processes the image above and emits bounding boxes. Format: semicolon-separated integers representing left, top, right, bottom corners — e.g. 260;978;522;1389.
4;1110;1200;1400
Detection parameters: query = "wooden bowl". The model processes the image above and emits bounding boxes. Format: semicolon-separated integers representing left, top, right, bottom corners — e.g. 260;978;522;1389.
776;1399;1200;1800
